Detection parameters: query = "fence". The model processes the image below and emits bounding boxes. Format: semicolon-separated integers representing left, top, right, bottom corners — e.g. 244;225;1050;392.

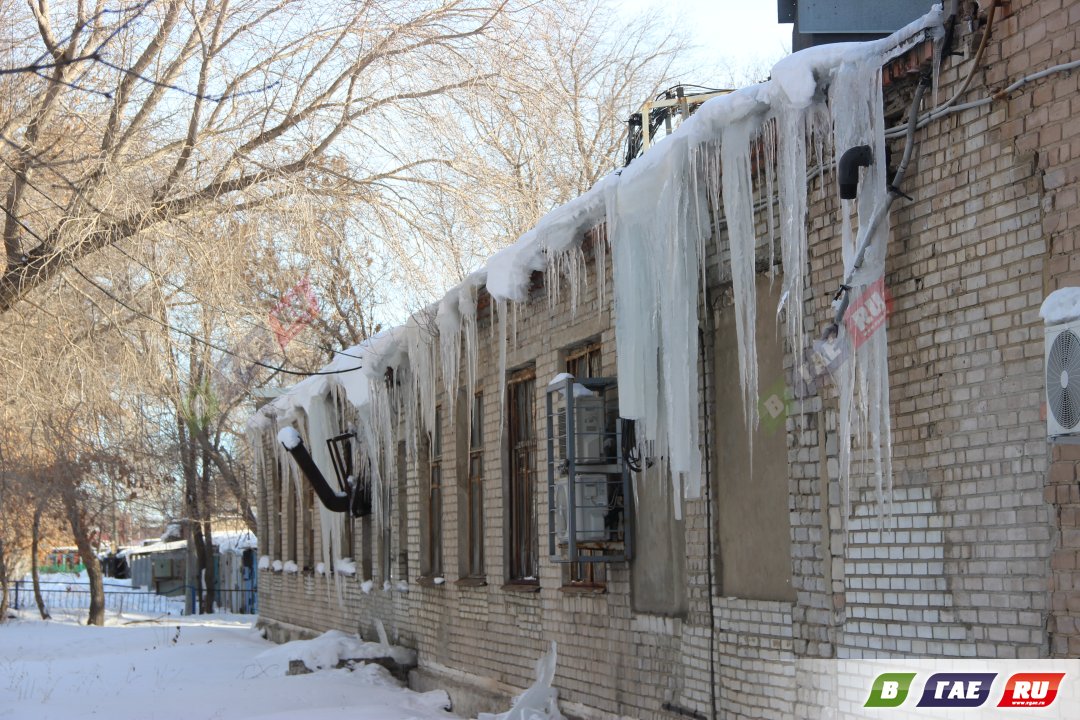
4;580;257;617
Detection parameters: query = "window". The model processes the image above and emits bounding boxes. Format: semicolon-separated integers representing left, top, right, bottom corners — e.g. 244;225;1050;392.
713;277;794;601
565;342;602;381
396;441;409;581
273;455;283;561
422;406;443;578
466;393;485;578
302;482;314;571
564;343;605;588
331;391;355;565
507;369;537;582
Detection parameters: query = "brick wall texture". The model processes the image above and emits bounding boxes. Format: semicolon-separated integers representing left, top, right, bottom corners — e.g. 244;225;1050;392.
250;2;1080;717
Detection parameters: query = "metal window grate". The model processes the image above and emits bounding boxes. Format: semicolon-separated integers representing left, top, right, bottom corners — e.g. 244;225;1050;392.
545;376;632;565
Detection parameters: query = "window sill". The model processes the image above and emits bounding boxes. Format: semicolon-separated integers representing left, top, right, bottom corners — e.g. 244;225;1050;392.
559;583;606;595
501;581;540;594
454;577;488;588
416;576;447;588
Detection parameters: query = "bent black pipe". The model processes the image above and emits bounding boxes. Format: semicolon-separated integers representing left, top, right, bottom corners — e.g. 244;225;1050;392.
838;144;873;200
281;437;350;513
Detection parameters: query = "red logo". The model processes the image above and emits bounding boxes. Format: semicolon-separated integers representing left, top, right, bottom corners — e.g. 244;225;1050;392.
268;276;319;351
843;276;893;350
997;673;1065;708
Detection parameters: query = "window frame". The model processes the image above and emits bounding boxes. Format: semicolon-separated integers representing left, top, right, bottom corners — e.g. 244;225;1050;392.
422;406;444;579
465;392;485;579
507;368;538;585
562;342;608;590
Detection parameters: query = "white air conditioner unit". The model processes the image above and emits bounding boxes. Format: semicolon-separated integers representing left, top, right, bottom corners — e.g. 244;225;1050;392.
575;397;605;461
1046;320;1080;436
556;395;606;466
553;475;608;545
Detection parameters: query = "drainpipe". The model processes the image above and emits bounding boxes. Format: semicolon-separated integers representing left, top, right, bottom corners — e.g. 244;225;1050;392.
827;73;930;336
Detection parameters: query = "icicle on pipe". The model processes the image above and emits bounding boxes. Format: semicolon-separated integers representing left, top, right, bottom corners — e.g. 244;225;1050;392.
825;55;894;522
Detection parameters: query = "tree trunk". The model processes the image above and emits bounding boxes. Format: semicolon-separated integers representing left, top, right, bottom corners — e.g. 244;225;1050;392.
191;521;209;613
31;505;50;620
61;491;105;625
0;541;9;622
201;519;215;614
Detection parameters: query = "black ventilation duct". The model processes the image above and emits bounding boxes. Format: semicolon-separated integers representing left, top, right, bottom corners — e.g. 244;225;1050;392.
838;145;873;200
279;436;370;517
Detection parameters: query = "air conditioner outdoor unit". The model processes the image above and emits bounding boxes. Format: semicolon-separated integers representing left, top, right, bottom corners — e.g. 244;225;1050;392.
553;475;608;545
556;394;606;466
1046;319;1080;436
574;396;605;462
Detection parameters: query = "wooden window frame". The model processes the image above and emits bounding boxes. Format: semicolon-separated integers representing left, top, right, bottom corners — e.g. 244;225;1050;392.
465;392;485;579
507;368;538;584
423;406;444;579
332;391;355;567
273;454;283;562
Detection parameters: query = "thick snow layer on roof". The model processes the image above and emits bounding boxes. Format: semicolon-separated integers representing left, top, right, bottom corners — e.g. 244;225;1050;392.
1041;287;1080;325
124;540;187;556
214;530;258;555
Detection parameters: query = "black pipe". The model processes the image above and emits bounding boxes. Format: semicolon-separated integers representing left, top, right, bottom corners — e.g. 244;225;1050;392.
280;438;350;513
837;144;873;200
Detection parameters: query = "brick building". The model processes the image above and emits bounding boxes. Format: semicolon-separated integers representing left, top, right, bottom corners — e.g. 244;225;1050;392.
246;2;1080;717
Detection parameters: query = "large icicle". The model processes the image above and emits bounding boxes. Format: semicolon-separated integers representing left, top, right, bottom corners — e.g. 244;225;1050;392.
720;115;764;434
829;55;893;522
436;293;463;417
607;132;709;508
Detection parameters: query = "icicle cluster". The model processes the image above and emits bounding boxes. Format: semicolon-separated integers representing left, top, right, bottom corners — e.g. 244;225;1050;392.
247;8;944;550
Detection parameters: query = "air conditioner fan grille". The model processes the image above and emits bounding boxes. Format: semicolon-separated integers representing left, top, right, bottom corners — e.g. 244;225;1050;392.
1047;329;1080;431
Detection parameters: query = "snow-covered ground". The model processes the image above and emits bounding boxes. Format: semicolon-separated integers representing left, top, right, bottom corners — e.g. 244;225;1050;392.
0;613;457;720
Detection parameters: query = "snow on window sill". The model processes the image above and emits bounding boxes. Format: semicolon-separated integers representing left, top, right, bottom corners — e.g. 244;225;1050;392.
454;577;487;588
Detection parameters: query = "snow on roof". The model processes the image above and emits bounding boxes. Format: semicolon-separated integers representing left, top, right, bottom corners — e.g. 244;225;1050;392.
121;531;257;557
213;530;258;555
124;540;187;557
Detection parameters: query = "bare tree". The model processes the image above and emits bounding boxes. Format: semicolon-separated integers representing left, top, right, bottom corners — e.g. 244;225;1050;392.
0;0;518;312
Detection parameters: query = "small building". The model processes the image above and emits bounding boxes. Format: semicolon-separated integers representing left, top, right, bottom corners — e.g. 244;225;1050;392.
125;531;258;613
126;540;187;596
